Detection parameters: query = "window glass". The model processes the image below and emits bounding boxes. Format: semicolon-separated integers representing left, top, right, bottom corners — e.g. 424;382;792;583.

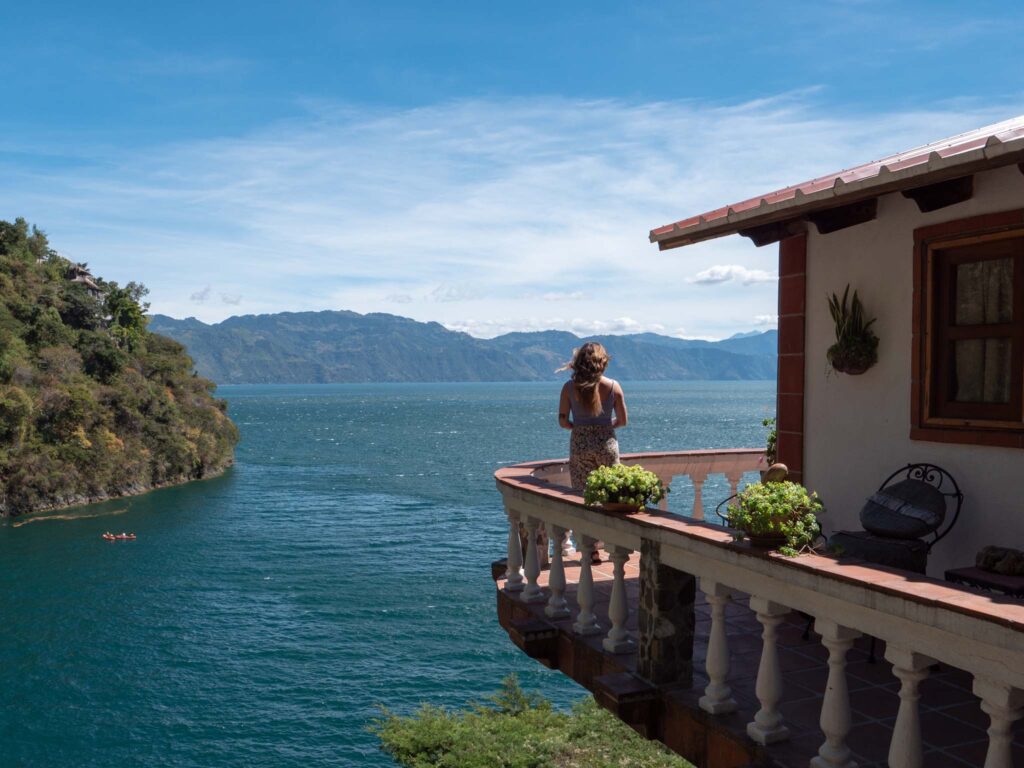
953;338;1012;403
955;257;1013;325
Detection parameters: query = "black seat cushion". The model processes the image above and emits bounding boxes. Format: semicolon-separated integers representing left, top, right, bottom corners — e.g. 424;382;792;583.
859;478;946;540
829;531;929;574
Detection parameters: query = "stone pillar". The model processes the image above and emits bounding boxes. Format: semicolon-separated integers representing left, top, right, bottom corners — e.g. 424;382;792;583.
637;539;696;686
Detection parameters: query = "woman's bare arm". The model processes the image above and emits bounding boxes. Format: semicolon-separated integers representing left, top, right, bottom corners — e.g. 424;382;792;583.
558;383;573;429
612;382;628;428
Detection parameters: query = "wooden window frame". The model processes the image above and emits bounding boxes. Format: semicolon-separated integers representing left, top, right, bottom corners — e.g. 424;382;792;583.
912;208;1024;449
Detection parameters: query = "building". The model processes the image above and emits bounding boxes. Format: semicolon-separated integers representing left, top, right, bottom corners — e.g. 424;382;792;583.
493;116;1024;767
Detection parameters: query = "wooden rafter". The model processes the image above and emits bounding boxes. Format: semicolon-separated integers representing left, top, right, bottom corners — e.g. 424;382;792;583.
901;175;974;213
805;199;878;235
738;219;806;248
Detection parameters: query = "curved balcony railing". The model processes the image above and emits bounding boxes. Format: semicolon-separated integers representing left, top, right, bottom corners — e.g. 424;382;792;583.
495;449;1024;768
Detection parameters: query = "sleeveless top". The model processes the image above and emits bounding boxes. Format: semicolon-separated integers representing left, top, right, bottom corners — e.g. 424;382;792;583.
568;378;617;427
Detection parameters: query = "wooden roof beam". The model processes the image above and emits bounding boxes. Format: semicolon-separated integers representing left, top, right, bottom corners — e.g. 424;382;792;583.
738;219;806;247
805;198;878;235
901;175;974;213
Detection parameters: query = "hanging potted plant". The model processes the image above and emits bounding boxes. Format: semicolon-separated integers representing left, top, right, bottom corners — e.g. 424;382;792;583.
827;285;879;375
725;481;823;555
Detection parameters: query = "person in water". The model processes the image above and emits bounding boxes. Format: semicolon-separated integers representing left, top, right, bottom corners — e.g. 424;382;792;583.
558;341;628;489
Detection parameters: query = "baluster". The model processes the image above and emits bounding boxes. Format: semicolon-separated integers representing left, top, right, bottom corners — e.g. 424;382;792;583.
885;645;933;768
560;529;575;558
691;470;709;520
725;468;745;500
573;535;601;635
811;618;860;768
521;516;546;603
503;508;524;593
602;546;636;653
973;677;1024;768
545;524;570;619
747;597;790;744
656;474;671;511
699;579;736;714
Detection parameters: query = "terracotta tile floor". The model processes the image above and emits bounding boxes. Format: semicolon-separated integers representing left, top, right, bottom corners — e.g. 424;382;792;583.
501;551;1024;768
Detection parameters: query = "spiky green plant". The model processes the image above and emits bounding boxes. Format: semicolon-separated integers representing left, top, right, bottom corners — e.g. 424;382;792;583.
826;285;878;374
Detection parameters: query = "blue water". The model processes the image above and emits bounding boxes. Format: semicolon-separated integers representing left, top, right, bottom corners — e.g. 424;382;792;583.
0;381;774;767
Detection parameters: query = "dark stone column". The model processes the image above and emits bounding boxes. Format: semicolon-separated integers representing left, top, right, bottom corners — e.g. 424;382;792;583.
637;538;695;686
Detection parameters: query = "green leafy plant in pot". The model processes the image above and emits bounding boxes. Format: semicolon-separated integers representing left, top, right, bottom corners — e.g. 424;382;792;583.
726;481;823;556
762;417;777;465
827;285;879;375
583;464;668;513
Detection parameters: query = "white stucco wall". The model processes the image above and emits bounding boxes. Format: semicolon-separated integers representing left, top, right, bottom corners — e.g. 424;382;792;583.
803;163;1024;577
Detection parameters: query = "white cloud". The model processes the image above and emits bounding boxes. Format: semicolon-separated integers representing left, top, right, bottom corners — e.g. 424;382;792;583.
690;265;777;285
430;283;479;303
221;293;242;305
753;314;778;327
444;316;669;338
385;293;413;304
541;291;585;302
190;285;211;303
5;94;1020;336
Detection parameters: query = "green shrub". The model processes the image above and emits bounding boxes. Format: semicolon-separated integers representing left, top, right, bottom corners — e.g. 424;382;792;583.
372;675;693;768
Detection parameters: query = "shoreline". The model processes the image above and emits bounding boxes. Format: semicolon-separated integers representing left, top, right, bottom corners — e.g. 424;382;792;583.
0;462;234;520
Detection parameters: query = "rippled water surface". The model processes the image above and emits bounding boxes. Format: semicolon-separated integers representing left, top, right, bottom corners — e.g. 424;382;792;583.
0;381;774;767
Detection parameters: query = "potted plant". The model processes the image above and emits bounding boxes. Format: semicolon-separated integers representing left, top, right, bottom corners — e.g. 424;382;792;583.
583;464;668;514
726;481;823;555
827;285;879;375
760;417;777;480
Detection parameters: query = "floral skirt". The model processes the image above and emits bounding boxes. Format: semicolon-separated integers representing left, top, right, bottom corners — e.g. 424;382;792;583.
569;425;620;490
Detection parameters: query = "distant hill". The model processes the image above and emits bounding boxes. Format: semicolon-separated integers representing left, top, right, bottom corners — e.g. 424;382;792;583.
149;311;777;384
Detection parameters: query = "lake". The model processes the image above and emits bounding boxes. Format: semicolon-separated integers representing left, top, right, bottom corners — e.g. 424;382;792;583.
0;381;775;767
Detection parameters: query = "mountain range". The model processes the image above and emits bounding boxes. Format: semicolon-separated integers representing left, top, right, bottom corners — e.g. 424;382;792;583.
148;311;777;384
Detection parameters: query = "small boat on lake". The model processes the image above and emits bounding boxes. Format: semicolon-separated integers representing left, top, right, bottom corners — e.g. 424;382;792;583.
102;532;136;541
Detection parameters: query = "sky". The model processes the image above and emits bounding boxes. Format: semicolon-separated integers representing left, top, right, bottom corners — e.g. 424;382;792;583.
3;1;1024;339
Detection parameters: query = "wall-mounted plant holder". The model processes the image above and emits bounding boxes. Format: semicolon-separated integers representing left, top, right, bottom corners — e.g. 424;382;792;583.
827;285;878;375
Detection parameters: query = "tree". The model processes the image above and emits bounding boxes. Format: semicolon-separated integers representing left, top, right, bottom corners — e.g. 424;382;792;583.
372;676;693;768
105;282;150;350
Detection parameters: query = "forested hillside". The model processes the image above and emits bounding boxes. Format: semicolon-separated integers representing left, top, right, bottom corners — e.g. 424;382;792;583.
0;219;238;516
149;312;777;384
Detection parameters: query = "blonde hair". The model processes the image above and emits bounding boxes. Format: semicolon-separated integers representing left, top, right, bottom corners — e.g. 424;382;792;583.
558;342;610;415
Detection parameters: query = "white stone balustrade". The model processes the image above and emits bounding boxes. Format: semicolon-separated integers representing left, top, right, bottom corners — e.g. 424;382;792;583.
496;449;1024;768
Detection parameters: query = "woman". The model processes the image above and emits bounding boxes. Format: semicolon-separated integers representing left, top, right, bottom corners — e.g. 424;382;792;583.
558;341;628;489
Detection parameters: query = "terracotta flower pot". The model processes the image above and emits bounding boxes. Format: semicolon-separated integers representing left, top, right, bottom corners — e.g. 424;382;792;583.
746;532;788;549
601;501;644;514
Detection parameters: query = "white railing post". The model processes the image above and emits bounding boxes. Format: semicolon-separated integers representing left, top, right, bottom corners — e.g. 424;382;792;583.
747;597;790;745
602;546;636;653
691;470;709;520
504;508;524;593
656;474;672;511
811;618;861;768
573;535;601;635
521;516;546;603
560;528;575;558
973;676;1024;768
885;645;933;768
699;578;736;714
545;524;570;619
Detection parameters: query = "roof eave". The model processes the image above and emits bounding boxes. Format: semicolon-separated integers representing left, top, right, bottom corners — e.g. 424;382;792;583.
651;136;1024;251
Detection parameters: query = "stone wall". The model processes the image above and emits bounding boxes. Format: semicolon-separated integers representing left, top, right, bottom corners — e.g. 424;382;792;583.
637;538;695;686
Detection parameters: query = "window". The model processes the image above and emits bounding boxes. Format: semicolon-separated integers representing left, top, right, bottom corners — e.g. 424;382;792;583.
913;210;1024;447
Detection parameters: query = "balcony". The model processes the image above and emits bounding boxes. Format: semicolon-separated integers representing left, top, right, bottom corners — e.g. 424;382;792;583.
493;450;1024;768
